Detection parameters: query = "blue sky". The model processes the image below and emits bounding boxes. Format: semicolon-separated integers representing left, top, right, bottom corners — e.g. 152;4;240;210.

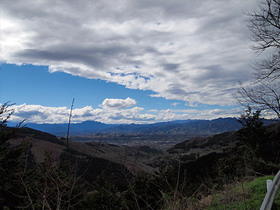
1;63;186;110
1;0;258;124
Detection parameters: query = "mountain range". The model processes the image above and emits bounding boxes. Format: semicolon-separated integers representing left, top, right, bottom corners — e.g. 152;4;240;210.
24;117;277;137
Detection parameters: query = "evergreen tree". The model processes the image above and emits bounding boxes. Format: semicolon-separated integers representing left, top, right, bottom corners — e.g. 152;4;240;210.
237;106;264;151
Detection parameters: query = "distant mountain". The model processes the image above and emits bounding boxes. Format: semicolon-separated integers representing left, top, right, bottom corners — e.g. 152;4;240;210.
24;118;278;137
139;118;242;135
26;121;114;136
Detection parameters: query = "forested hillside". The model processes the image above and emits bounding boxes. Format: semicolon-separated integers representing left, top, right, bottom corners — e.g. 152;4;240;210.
1;117;280;209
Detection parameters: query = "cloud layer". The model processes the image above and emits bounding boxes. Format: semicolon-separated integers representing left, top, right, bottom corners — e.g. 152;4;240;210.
9;102;242;124
2;0;257;106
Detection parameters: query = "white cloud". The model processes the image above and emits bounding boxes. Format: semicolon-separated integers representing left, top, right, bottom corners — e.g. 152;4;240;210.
172;103;179;107
101;97;136;109
12;104;70;124
1;0;258;106
10;104;241;124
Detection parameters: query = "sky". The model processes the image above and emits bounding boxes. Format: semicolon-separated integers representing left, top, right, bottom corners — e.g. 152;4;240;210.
0;0;260;124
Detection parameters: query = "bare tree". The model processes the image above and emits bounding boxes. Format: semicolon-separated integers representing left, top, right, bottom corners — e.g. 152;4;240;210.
249;0;280;53
237;79;280;118
248;0;280;80
0;102;15;126
66;98;75;153
238;0;280;117
10;150;85;210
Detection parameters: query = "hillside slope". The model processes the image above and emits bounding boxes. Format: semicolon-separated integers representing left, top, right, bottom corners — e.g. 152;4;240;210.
5;126;157;174
2;122;280;209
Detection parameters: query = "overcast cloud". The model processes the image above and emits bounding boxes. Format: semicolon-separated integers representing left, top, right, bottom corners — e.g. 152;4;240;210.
2;0;257;107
